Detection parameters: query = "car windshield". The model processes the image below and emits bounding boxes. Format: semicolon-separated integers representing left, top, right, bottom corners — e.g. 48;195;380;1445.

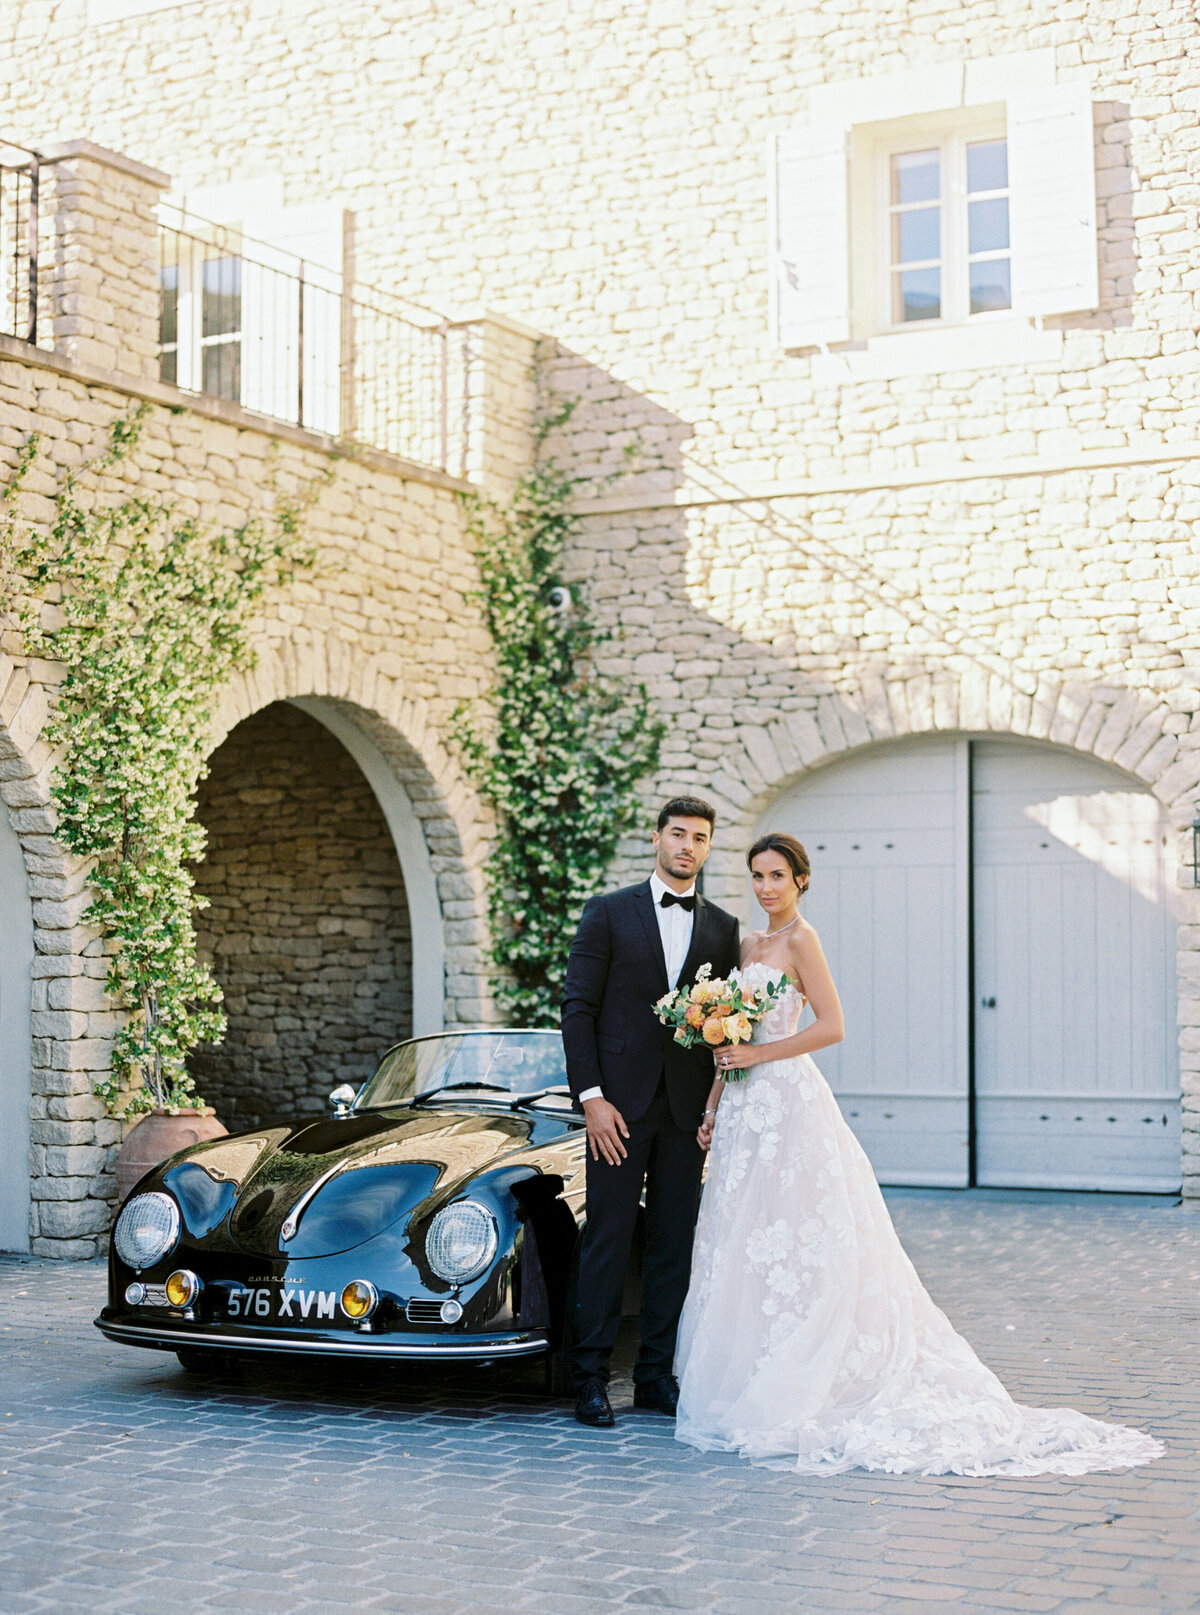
354;1031;570;1107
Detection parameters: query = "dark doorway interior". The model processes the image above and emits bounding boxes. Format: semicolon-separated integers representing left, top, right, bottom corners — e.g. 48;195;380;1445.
191;702;413;1129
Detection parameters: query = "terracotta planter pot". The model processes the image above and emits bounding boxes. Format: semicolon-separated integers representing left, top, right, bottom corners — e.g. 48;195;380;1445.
114;1107;228;1204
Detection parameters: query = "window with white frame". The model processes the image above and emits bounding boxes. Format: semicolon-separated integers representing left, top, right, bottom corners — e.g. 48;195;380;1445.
884;132;1011;327
771;75;1098;352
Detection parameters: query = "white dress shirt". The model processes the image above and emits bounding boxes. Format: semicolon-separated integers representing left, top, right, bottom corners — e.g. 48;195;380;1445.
649;870;696;991
579;873;696;1105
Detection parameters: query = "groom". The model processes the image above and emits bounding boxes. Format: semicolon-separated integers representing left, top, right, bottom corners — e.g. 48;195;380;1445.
561;796;741;1427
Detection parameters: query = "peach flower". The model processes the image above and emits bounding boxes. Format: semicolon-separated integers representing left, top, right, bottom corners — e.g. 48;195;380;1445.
723;1012;754;1044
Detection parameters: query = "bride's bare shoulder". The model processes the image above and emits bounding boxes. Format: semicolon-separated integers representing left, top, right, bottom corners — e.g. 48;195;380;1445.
788;916;832;979
739;929;768;961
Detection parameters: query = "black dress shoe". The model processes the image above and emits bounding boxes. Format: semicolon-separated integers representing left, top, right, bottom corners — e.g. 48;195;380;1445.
574;1378;615;1428
633;1374;680;1415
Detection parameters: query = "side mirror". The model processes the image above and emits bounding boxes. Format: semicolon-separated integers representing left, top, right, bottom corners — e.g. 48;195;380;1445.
329;1084;357;1117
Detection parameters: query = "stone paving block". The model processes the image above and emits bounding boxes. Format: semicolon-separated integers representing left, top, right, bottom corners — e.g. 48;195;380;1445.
861;1580;970;1602
2;1195;1199;1615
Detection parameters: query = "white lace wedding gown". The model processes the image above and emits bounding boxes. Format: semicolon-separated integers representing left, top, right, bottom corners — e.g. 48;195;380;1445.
674;962;1163;1476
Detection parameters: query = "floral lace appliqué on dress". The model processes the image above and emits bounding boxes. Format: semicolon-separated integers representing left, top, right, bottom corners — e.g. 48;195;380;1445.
674;961;1162;1477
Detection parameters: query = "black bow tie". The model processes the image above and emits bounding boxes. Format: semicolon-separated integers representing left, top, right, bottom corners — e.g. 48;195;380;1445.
659;891;696;912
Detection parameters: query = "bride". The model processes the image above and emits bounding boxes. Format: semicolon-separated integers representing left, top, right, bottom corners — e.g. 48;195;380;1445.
674;830;1162;1476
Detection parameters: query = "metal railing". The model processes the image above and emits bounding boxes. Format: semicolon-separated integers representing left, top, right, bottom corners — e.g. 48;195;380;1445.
0;141;38;345
158;205;475;476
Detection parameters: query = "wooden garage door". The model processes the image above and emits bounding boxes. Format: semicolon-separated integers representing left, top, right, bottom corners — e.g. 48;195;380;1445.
972;741;1180;1192
762;738;971;1186
757;737;1179;1192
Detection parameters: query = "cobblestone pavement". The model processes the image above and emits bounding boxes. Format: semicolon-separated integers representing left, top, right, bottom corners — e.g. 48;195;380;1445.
1;1190;1198;1615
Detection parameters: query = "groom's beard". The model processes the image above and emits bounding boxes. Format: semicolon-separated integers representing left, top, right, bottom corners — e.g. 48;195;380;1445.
661;855;699;880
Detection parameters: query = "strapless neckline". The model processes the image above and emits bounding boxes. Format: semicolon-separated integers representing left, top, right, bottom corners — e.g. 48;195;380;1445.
735;960;804;998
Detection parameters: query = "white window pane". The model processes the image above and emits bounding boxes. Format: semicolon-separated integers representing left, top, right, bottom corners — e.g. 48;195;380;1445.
967;138;1008;193
969;196;1010;254
893;205;940;265
891;149;940;205
894;266;941;322
201;257;241;338
159;263;178;350
202;339;242;402
970;258;1011;314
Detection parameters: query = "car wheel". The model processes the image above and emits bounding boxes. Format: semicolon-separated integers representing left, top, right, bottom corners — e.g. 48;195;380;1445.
175;1347;237;1377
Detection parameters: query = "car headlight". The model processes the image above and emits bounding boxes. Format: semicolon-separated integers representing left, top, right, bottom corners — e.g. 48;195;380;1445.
114;1192;181;1270
425;1200;499;1285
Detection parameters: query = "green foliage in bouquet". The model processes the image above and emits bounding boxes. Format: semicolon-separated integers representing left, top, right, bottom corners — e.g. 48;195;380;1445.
455;408;665;1026
1;408;320;1116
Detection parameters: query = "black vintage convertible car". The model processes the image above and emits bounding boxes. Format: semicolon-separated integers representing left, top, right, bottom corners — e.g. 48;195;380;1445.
95;1031;587;1383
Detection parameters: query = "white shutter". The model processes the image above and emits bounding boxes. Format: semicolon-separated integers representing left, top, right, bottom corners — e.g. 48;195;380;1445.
1007;83;1098;317
770;125;851;349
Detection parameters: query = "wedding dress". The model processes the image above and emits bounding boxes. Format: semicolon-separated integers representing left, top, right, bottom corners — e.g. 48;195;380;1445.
674;961;1162;1476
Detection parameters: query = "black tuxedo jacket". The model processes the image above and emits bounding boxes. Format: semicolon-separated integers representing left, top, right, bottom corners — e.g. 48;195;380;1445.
561;880;741;1130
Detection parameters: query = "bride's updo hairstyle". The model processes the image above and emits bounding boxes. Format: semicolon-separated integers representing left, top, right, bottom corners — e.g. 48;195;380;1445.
746;831;811;896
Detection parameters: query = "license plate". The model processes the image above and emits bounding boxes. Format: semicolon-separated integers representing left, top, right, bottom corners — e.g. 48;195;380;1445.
223;1285;339;1323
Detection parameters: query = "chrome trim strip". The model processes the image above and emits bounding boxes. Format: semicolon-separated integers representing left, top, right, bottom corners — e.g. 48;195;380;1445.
279;1160;349;1241
94;1317;547;1359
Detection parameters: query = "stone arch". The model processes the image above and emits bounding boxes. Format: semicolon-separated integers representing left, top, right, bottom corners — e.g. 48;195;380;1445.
199;638;492;1105
698;670;1190;1194
701;671;1193;907
0;688;81;1255
0;791;34;1252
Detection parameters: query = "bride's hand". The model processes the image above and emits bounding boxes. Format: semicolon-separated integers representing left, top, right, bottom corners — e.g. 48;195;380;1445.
697;1111;716;1151
714;1043;762;1075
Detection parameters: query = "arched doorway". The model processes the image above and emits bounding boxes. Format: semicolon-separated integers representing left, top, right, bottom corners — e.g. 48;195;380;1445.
190;702;420;1129
757;735;1179;1192
0;795;33;1251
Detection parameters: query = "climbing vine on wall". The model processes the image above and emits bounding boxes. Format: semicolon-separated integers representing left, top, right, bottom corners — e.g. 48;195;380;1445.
455;414;665;1026
1;407;321;1117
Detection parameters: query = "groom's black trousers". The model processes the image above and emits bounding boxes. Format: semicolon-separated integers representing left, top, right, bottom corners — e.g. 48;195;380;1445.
571;1082;706;1389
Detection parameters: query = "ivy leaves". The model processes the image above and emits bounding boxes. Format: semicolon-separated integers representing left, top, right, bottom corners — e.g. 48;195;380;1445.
6;409;319;1116
455;442;664;1027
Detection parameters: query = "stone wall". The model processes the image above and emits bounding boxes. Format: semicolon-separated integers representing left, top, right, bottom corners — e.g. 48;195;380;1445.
2;0;1200;1227
0;322;501;1254
191;702;414;1129
38;141;169;380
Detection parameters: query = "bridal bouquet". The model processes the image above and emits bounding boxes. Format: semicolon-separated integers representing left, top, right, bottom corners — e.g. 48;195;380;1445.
654;963;790;1081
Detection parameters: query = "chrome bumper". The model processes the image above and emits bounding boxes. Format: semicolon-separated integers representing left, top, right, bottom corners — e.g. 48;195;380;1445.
95;1314;549;1360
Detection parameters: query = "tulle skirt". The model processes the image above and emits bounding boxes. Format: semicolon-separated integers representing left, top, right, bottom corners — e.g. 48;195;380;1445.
674;1048;1163;1477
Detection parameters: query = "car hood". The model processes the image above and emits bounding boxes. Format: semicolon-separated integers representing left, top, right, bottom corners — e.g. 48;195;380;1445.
210;1107;546;1259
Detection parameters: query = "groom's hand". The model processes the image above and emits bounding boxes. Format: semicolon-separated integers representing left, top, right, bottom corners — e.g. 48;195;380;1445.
583;1096;629;1165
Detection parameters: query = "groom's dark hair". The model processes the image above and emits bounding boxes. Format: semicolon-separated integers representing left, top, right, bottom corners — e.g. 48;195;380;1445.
657;795;716;831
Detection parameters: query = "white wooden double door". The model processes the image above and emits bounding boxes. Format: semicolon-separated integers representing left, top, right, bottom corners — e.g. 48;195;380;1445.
760;737;1180;1192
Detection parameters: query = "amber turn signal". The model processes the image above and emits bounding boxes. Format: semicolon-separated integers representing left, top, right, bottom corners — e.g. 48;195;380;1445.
165;1269;200;1308
340;1280;378;1319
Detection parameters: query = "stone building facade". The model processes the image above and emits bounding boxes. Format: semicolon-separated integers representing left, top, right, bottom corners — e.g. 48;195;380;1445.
2;0;1199;1250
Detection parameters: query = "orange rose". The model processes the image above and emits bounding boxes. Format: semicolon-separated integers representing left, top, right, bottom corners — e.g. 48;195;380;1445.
701;1018;726;1046
714;1002;733;1017
685;1003;705;1027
